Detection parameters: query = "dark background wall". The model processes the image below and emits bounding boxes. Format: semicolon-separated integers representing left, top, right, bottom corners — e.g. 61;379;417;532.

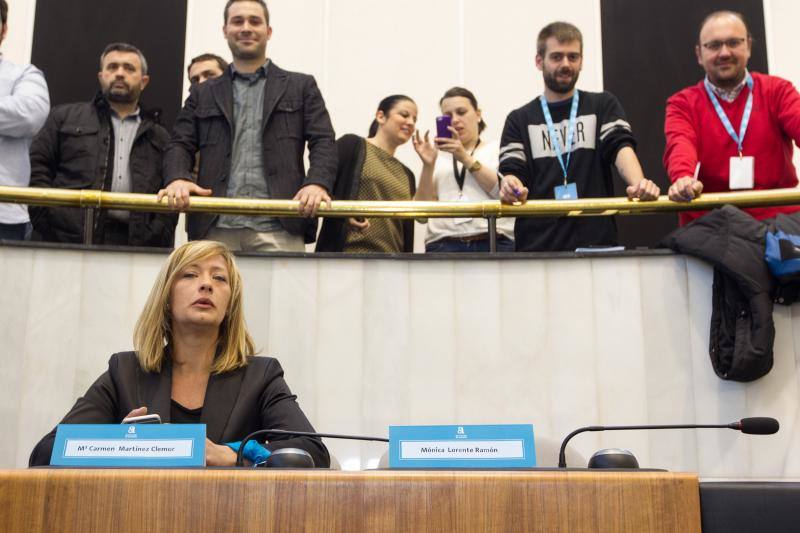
31;0;188;129
600;0;768;247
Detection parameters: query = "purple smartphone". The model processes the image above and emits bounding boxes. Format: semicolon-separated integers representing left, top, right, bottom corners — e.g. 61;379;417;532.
436;115;453;139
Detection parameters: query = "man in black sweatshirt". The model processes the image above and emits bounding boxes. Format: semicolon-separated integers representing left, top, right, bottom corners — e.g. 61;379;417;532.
498;21;659;252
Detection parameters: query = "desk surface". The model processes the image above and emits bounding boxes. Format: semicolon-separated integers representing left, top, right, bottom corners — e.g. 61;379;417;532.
0;469;700;533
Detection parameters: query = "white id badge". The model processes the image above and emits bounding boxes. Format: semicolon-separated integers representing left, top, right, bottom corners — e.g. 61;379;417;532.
729;156;754;189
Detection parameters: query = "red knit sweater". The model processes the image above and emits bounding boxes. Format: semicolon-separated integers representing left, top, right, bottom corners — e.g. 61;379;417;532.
664;72;800;225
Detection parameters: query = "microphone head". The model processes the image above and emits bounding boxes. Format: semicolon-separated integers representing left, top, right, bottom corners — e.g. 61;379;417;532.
588;448;639;469
260;448;315;469
738;417;779;435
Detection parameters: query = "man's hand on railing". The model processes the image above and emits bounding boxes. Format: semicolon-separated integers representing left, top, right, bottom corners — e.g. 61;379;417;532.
500;175;529;204
157;179;213;210
626;178;661;201
668;177;704;202
294;184;331;217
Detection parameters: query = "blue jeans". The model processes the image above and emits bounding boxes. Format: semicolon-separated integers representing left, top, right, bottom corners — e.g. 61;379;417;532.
425;235;515;253
0;222;31;240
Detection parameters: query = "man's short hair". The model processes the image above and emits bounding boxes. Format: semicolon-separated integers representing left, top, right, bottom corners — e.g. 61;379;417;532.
224;0;270;25
537;21;583;57
1;0;9;26
187;53;229;77
698;10;752;43
100;42;149;75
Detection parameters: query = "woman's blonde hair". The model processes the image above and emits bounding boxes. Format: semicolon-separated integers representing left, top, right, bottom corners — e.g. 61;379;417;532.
133;240;255;374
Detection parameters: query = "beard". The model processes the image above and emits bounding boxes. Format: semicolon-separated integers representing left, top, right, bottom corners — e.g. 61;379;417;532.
543;67;580;94
103;82;139;104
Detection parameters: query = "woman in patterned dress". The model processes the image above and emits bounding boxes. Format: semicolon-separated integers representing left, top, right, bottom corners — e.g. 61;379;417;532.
316;95;435;253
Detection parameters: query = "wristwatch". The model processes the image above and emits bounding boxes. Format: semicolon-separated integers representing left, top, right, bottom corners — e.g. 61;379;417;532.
467;159;482;173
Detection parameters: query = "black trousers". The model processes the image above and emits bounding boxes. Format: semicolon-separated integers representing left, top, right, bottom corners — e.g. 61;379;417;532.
99;218;130;246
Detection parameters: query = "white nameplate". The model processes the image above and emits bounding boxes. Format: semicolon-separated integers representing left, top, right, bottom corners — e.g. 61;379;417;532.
63;439;194;459
389;424;536;468
400;440;524;460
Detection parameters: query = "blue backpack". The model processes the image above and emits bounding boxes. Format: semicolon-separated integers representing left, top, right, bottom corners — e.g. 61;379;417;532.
765;229;800;306
765;230;800;278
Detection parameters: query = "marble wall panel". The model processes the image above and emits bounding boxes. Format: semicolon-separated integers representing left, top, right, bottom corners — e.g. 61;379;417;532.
407;261;458;424
0;249;34;463
313;259;366;469
14;249;84;466
3;246;800;479
589;258;650;465
639;256;699;472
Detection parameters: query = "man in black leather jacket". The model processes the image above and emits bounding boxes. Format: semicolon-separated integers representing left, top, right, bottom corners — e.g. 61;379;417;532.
29;42;176;247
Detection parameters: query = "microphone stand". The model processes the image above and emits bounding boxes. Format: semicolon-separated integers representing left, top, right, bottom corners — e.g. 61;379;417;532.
557;423;733;468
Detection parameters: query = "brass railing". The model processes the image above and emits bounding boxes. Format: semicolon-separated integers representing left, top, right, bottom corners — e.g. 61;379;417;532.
2;186;800;218
2;185;799;251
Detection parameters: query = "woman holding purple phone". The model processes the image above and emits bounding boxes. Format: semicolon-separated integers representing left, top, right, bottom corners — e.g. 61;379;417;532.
317;95;434;253
415;87;515;252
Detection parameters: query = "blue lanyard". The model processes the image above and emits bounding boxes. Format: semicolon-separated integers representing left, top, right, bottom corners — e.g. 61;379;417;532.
540;91;580;185
703;72;754;156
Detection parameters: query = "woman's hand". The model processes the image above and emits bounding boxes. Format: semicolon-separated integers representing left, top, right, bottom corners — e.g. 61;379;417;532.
435;126;468;163
347;217;370;232
205;438;238;467
412;130;438;167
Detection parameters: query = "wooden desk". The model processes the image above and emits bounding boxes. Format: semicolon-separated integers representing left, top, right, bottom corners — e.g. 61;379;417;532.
0;469;700;532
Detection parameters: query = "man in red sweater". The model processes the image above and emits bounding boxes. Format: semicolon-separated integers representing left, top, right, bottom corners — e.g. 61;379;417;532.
664;10;800;225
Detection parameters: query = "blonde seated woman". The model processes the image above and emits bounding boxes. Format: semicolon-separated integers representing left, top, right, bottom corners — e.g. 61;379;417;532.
29;241;328;467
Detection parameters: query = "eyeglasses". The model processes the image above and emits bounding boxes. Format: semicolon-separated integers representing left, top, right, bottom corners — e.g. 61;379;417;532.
701;38;747;52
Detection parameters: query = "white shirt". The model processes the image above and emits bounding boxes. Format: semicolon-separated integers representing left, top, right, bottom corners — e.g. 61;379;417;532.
425;139;515;244
107;108;141;222
0;55;50;224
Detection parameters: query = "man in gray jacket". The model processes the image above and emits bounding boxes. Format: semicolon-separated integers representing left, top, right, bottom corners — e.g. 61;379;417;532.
0;0;49;240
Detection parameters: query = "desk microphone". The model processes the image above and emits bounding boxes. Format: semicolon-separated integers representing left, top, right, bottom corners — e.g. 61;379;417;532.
236;429;388;467
557;417;779;468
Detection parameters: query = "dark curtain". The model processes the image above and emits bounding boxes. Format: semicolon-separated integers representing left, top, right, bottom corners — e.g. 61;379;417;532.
31;0;188;129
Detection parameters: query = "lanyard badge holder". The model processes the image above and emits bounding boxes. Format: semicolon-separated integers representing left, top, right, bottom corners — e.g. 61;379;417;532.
451;139;482;225
704;73;755;190
541;92;580;200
